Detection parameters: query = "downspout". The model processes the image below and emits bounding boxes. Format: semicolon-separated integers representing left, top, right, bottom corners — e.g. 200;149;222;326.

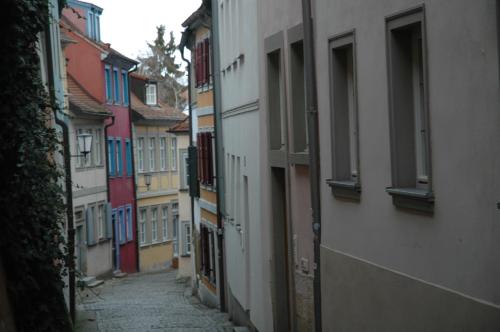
179;47;196;285
301;0;322;331
127;64;140;272
210;1;227;312
104;113;115;271
44;22;76;325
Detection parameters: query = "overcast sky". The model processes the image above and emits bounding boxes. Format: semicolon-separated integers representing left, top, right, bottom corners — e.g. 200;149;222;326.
90;0;201;60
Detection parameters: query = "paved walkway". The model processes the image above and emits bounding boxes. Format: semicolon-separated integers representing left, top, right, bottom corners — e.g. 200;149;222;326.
75;269;234;332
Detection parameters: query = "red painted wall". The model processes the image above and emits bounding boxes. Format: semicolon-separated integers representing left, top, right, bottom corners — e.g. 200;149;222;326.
107;104;137;273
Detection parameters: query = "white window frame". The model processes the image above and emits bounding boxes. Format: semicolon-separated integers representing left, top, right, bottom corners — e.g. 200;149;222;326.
151;208;158;243
183;221;191;255
162;206;168;241
146;84;157;105
139;209;146;244
159;137;166;171
149;137;156;171
94;129;102;166
170;137;177;171
137;138;144;172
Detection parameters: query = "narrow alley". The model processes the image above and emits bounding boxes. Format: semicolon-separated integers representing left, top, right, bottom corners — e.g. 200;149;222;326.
75;270;234;332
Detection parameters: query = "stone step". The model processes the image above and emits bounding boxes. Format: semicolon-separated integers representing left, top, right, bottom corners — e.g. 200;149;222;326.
113;270;127;278
86;279;104;288
80;276;96;285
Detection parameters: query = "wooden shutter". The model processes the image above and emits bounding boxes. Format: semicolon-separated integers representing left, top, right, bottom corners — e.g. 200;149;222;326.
197;133;202;181
86;208;95;245
105;203;112;239
196;44;202;87
203;132;209;185
204;39;210;85
188;146;200;197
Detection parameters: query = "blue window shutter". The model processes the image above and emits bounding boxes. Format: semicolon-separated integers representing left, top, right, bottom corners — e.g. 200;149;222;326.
86;208;95;245
113;69;120;103
122;72;129;105
116;139;122;176
126;206;133;241
105;203;113;239
126;140;132;176
108;139;115;176
105;67;112;102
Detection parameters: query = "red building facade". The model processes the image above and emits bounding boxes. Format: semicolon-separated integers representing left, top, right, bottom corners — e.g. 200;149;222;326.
62;0;138;273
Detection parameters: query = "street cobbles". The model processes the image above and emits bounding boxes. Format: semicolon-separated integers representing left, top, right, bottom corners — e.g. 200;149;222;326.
76;269;234;332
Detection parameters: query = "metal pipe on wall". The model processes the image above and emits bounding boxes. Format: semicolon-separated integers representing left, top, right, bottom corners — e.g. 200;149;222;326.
301;0;322;330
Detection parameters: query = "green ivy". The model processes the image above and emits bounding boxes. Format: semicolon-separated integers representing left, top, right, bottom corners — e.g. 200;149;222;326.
0;0;72;331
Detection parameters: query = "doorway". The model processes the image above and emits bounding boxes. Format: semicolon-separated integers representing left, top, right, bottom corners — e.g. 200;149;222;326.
271;167;291;331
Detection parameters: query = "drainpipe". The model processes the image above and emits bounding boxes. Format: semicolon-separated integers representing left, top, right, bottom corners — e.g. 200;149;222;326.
44;23;76;324
104;114;115;271
301;0;322;331
127;64;140;273
210;0;227;312
179;48;196;286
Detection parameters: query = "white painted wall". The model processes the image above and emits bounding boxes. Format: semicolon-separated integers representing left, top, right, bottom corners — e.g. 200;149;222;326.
219;0;273;330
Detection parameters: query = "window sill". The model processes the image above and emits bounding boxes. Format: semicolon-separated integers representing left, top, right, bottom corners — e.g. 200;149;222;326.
386;187;434;213
289;152;309;166
326;179;361;200
180;253;191;258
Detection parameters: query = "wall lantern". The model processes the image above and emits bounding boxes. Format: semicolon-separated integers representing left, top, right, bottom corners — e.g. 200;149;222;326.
77;133;93;158
144;173;152;190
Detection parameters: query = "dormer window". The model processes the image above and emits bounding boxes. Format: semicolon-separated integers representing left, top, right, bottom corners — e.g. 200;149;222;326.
146;84;157;105
87;10;101;41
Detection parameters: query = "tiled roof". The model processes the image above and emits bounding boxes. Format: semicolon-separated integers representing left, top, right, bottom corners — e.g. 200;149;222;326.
131;93;186;122
67;75;111;117
169;117;190;133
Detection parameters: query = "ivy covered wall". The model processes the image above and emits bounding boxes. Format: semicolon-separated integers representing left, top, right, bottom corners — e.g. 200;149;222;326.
0;0;72;331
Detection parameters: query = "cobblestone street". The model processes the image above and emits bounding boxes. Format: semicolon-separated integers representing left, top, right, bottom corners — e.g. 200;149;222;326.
75;269;234;332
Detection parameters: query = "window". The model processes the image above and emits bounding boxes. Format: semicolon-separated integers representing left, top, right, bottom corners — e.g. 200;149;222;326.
146;84;157;105
95;14;100;41
290;38;307;154
88;12;95;39
75;128;84;168
386;7;433;212
119;208;125;244
108;138;115;176
139;209;146;244
162;206;168;240
116;138;122;176
327;33;360;198
137;138;144;172
173;212;178;256
83;129;92;167
149;137;156;171
95;129;102;166
122;70;129;105
126;205;133;241
195;38;211;87
86;205;96;245
170;137;177;171
160;137;166;171
267;49;284;150
151;208;158;242
113;68;120;104
97;204;105;239
182;222;191;256
125;139;132;176
105;66;112;103
197;132;213;186
180;149;188;189
200;225;216;283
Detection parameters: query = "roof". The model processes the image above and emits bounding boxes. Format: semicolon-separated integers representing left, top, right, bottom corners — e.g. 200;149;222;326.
67;75;111;118
168;117;189;133
179;0;211;51
131;92;186;122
